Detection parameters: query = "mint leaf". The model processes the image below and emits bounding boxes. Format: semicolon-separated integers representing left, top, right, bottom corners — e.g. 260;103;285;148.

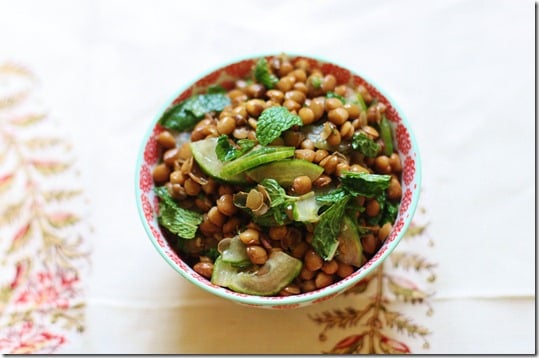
326;91;346;104
312;196;350;260
352;132;379;158
215;135;256;162
159;93;231;132
340;172;391;198
256;107;303;146
367;192;399;226
259;178;287;207
254;58;278;89
154;186;203;239
316;188;348;205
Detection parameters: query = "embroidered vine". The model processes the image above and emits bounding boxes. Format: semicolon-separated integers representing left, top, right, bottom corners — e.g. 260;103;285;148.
0;63;90;354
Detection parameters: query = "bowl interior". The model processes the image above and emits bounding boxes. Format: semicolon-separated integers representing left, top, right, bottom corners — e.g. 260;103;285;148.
135;55;421;309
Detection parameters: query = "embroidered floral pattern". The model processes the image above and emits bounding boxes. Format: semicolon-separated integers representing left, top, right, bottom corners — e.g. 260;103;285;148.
0;63;90;354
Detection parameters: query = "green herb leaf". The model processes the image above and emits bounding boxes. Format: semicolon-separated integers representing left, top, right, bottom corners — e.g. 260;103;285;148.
256;107;303;146
259;178;287;207
315;188;349;205
158;93;231;132
368;192;399;226
382;199;399;225
154;186;203;239
340;171;391;198
326;91;346;104
215;135;256;162
312;196;350;260
254;58;279;89
351;132;379;158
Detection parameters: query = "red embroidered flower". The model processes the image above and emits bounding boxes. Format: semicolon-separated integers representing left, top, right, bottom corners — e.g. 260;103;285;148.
14;271;78;310
0;321;66;354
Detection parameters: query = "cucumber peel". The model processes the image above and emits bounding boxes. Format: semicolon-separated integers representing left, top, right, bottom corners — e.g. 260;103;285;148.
190;137;248;184
336;216;364;267
246;159;324;187
220;146;295;177
211;251;302;296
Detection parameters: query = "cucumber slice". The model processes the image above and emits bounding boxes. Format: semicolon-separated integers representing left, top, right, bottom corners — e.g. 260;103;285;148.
245;159;324;187
292;192;323;223
211;256;239;287
219;236;251;268
229;251;303;296
190;137;248;184
220;146;295;177
210;251;302;296
336;216;365;267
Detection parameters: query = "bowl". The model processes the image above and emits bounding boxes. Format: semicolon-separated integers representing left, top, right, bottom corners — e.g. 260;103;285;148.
135;54;421;309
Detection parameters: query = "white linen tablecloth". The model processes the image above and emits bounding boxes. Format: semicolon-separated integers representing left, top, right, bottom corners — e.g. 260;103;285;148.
0;0;535;354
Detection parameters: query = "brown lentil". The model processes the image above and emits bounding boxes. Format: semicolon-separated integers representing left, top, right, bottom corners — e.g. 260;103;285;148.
292;175;312;195
239;228;260;245
193;262;214;279
152;164;170;184
246;245;268;265
157;131;176;149
304;249;323;271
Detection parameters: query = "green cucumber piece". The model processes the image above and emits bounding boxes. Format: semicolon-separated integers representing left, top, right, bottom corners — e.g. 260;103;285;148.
229;251;302;296
380;115;394;156
220;146;295;177
336;216;364;267
190;137;248;184
220;236;251;267
292;192;324;223
245;159;324;187
211;256;239;287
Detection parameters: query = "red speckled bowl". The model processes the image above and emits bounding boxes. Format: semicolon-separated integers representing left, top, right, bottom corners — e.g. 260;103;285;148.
135;54;421;309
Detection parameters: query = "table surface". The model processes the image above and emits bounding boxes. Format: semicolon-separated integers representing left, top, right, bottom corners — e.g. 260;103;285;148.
0;0;535;354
